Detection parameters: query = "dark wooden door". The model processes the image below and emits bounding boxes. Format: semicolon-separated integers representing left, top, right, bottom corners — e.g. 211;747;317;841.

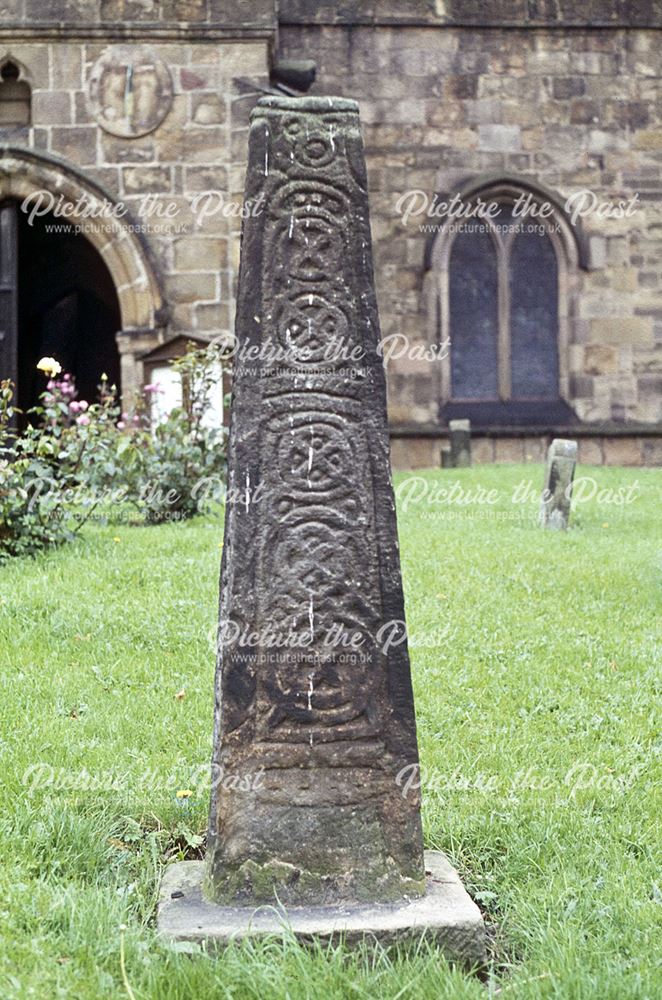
0;200;18;390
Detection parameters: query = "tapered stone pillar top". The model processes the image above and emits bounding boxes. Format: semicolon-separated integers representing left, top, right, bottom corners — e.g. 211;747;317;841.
205;95;425;907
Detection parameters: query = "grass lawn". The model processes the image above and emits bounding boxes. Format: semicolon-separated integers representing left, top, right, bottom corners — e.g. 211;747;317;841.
0;463;660;999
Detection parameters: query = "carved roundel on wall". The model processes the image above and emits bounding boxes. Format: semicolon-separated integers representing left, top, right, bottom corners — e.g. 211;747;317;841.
88;46;173;138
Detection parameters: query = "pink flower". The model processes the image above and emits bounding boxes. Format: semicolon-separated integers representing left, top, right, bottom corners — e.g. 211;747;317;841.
117;421;126;430
78;400;89;412
76;414;90;426
69;401;82;413
143;382;162;394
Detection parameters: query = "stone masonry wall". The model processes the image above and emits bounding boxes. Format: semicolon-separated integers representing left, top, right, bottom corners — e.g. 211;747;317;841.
279;24;662;456
2;8;661;465
3;0;274;30
0;35;270;396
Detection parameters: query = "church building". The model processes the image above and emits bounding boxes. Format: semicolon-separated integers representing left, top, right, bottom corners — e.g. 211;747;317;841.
1;1;660;466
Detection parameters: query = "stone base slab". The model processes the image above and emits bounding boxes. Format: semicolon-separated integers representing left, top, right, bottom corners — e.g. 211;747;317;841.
157;850;486;967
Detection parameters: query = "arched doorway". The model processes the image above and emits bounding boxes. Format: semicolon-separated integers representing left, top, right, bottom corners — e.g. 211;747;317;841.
0;146;166;408
2;198;122;409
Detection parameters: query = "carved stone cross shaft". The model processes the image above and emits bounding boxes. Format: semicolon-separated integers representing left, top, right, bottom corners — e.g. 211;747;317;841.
206;96;425;907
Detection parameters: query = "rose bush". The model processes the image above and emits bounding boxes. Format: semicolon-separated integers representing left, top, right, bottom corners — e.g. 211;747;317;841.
0;343;229;559
116;343;229;523
0;367;119;559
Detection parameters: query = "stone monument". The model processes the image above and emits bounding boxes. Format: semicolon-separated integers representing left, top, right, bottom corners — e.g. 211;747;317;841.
442;419;472;468
158;95;485;963
539;438;578;530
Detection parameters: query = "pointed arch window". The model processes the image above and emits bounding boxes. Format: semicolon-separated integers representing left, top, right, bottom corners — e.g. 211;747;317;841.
0;61;31;127
433;184;580;426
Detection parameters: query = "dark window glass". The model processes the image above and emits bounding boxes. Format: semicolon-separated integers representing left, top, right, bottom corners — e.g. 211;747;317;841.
449;229;498;399
509;230;559;399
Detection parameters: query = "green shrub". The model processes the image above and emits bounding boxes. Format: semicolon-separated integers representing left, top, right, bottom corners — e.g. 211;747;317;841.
114;342;229;523
0;370;121;560
0;343;229;559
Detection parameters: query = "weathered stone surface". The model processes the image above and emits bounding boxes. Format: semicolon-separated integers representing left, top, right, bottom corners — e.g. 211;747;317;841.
11;0;276;28
390;436;439;470
495;438;525;463
577;438;603;466
590;318;653;347
449;419;471;468
539;438;577;530
4;9;661;470
602;436;642;467
88;45;174;139
50;126;98;165
441;420;471;468
12;0;654;28
206;95;425;908
277;22;662;465
158;850;486;965
471;437;495;464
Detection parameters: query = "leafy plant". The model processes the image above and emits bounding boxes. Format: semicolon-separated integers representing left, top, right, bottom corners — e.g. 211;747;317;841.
0;343;229;559
113;342;229;524
0;372;119;559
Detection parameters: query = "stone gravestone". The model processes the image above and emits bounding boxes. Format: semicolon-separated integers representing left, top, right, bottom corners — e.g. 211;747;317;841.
450;419;472;467
442;419;472;468
539;438;578;530
158;95;484;962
